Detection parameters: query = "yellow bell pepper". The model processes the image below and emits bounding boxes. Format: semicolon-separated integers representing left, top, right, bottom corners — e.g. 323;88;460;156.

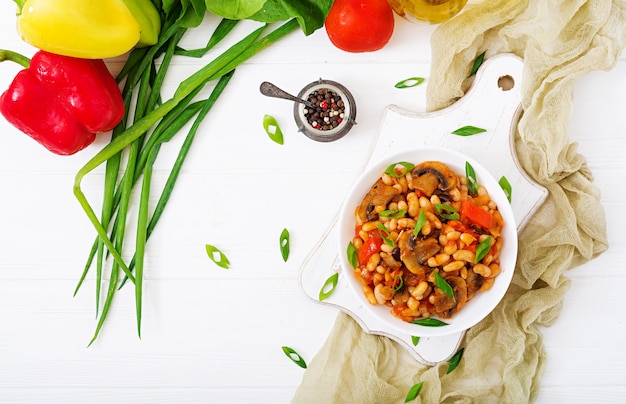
14;0;161;59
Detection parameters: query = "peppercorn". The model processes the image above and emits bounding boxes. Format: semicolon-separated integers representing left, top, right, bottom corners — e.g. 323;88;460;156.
303;88;345;131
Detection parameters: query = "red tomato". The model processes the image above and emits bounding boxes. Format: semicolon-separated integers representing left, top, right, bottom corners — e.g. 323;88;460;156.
357;233;383;265
325;0;395;53
460;200;493;230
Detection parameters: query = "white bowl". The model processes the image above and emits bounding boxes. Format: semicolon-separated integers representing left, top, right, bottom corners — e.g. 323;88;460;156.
337;147;517;337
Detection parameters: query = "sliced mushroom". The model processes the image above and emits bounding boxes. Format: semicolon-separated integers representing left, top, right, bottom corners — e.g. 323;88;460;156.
430;276;468;319
465;269;484;300
398;232;440;275
408;161;458;197
356;178;401;222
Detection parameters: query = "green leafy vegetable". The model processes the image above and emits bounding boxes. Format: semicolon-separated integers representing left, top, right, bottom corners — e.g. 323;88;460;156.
451;125;487;136
394;77;425;88
347;242;358;269
384;161;415;178
413;209;427;237
499;175;512;203
405;382;424;402
434;271;454;300
475;236;493;263
447;347;464;374
380;209;406;219
468;50;486;77
435;204;460;221
465;161;478;197
377;222;395;247
281;346;307;368
263;114;284;144
205;244;231;269
279;228;290;262
411;335;420;346
412;318;449;327
319;273;339;301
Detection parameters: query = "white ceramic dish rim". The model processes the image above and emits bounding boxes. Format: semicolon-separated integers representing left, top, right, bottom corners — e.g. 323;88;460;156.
336;147;518;337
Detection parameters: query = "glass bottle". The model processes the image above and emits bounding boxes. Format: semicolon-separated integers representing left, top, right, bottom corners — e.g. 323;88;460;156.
388;0;468;24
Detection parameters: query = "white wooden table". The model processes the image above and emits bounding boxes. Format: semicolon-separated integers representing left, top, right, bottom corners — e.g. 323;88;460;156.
1;4;624;403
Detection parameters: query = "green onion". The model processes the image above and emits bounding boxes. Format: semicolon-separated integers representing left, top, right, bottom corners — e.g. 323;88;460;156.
451;125;487;136
434;271;455;300
279;228;290;262
413;209;427;237
411;335;420;346
394;77;425;88
319;273;339;301
205;244;231;269
392;274;403;292
412;317;449;327
380;209;406;219
384;161;415;178
499;175;512;203
468;50;486;77
465;161;478;197
377;222;395;247
405;382;424;402
263;114;284;144
475;236;493;263
434;204;460;221
446;347;464;374
281;346;307;369
347;242;358;269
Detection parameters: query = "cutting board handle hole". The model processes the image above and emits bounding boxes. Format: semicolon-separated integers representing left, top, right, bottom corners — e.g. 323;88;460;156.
498;75;515;91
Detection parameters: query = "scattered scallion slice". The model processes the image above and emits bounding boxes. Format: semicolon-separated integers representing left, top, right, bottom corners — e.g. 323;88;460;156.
465;161;478;197
263;114;284;144
475;236;493;263
434;204;460;220
394;77;425;88
434;271;455;300
468;50;486;77
281;346;307;369
347;242;358;269
384;161;415;178
380;209;407;219
205;244;230;269
405;381;424;402
499;175;512;203
411;335;420;346
413;209;427;237
392;273;403;292
446;347;465;374
279;228;290;262
377;222;395;247
451;125;487;136
319;273;339;301
412;317;449;327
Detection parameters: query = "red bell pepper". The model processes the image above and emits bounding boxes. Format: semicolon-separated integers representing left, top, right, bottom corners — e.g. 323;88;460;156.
0;50;124;155
460;200;493;230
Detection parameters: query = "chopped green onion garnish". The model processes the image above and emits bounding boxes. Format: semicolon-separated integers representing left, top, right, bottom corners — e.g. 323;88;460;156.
394;77;425;88
263;114;284;144
205;244;230;269
434;204;460;220
380;209;407;219
468;50;486;77
347;242;358;269
279;228;290;262
392;274;403;292
384;161;415;178
434;271;455;300
281;346;307;369
412;317;449;327
319;273;339;301
451;125;487;136
405;381;424;402
465;161;478;197
411;335;420;346
475;236;493;263
446;347;464;374
499;175;512;203
377;222;395;247
413;209;427;236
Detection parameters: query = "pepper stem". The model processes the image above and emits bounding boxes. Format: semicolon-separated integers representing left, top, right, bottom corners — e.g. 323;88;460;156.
0;49;30;68
11;0;25;14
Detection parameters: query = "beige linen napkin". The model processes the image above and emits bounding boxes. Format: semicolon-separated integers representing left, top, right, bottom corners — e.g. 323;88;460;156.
293;0;625;402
